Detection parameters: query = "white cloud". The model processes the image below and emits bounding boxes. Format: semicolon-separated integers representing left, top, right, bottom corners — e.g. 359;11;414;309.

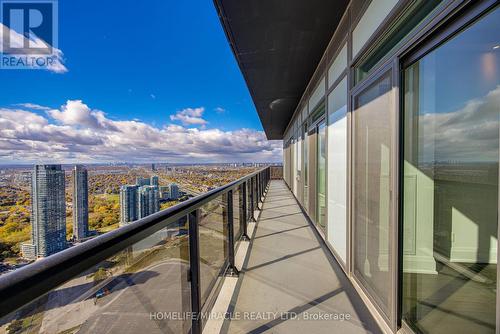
170;107;208;126
0;101;282;163
0;23;68;73
48;100;118;131
0;107;102;146
215;107;226;113
419;85;500;163
15;103;52;111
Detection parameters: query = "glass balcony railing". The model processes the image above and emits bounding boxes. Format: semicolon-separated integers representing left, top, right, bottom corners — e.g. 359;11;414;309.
0;167;272;334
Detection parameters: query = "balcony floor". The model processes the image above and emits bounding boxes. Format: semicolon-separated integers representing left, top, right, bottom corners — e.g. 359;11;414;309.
222;180;382;334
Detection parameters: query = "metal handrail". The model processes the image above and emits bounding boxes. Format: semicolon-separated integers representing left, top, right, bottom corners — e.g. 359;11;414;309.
0;166;271;326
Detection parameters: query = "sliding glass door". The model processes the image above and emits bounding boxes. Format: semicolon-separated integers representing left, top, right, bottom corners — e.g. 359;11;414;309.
292;138;297;196
307;129;317;222
402;5;499;334
317;120;327;233
353;69;394;321
303;124;309;211
327;77;348;264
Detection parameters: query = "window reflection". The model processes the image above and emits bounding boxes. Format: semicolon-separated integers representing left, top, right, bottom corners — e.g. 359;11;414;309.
317;121;327;232
327;77;348;264
304;125;309;210
353;72;393;317
402;6;499;334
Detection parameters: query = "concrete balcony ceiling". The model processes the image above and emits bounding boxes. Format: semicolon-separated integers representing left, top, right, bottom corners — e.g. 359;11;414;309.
213;0;349;140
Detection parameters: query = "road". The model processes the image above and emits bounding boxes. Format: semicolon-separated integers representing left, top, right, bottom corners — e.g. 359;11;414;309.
34;259;186;334
34;255;221;334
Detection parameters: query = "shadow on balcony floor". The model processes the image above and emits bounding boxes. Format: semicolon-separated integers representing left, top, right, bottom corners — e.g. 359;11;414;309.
222;180;382;334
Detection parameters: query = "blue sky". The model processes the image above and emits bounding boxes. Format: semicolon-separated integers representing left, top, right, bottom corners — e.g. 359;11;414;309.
0;0;282;163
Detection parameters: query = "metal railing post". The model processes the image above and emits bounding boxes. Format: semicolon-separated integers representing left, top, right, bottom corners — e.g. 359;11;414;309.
188;209;202;334
257;173;261;209
255;176;259;210
264;169;267;191
259;172;263;201
225;190;239;277
240;182;250;241
250;177;256;221
261;172;264;198
255;175;259;210
263;170;266;195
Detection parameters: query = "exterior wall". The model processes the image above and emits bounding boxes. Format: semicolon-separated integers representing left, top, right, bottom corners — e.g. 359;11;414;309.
29;165;67;258
138;185;160;219
120;185;138;225
169;183;179;199
72;165;89;241
135;177;150;187
281;1;499;333
120;184;160;223
150;175;159;187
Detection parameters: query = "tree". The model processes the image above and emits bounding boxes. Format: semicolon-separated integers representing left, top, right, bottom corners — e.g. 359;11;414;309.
93;267;109;283
6;319;23;334
102;214;117;227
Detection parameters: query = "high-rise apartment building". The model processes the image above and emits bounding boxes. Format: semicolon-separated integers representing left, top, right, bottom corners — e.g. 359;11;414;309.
138;185;160;219
72;165;89;241
150;175;159;187
159;186;170;199
119;185;138;225
135;177;150;187
168;183;179;200
22;165;67;259
120;184;160;225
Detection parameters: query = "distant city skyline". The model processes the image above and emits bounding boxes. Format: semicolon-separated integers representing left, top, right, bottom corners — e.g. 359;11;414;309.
1;161;263;267
0;162;281;167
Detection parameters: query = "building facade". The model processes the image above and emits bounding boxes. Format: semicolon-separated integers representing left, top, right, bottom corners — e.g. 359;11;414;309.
135;177;150;187
218;1;499;333
168;183;179;200
159;186;170;199
119;185;138;225
137;185;160;219
23;165;67;259
72;165;89;241
150;175;159;187
281;3;499;334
